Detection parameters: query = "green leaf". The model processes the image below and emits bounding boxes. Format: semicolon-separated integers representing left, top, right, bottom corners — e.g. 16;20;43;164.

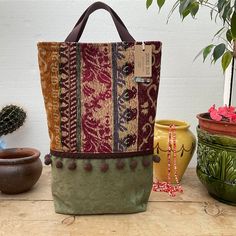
202;44;214;62
146;0;153;9
212;43;226;62
221;51;233;73
217;0;227;13
182;8;191;19
226;29;233;43
231;12;236;39
193;48;203;61
157;0;165;10
214;12;219;24
190;2;199;18
210;7;214;20
221;2;231;24
179;0;192;15
226;6;233;21
179;0;198;20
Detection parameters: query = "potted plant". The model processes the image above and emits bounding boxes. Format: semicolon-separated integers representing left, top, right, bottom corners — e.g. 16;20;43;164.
147;0;236;204
0;105;42;194
197;105;236;204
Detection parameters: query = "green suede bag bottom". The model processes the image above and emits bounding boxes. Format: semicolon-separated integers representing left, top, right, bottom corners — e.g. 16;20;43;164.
51;155;153;215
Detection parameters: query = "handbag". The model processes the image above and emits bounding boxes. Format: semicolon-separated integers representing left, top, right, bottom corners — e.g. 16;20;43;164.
37;1;162;215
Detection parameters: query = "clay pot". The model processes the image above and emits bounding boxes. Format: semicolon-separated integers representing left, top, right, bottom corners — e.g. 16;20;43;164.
153;120;196;183
197;113;236;137
0;148;42;194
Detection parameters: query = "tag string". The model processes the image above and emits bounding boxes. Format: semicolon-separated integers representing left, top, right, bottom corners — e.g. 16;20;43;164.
153;124;183;197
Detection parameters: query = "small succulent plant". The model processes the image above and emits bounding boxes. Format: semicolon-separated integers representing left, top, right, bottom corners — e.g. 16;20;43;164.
0;105;27;137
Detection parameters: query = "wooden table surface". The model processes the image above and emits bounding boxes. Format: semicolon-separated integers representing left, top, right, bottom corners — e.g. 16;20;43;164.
1;167;236;236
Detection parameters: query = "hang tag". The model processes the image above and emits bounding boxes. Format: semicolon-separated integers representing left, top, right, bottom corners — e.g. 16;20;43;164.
134;44;152;77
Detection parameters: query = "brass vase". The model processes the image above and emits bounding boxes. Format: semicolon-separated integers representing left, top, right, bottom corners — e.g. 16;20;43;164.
153;120;196;183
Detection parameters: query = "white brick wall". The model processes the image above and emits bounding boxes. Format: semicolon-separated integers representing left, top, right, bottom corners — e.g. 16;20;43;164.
0;0;232;167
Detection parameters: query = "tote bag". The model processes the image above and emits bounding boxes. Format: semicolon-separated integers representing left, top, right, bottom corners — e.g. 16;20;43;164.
38;1;162;215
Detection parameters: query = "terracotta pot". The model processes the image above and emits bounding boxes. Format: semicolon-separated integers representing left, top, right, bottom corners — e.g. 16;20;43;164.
197;113;236;137
0;148;42;194
153;120;196;183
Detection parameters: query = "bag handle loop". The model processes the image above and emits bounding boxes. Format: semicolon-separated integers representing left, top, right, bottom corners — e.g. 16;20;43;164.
65;1;135;42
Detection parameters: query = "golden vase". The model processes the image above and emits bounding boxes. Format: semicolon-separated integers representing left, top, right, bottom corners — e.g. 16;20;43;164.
153;120;196;183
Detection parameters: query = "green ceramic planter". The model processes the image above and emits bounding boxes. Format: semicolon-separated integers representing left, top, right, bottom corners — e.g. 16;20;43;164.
196;127;236;205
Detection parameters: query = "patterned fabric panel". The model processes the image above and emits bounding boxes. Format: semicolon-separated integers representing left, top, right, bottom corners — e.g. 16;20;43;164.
38;43;62;151
80;44;113;153
59;43;78;152
137;42;162;151
112;42;138;152
38;41;162;156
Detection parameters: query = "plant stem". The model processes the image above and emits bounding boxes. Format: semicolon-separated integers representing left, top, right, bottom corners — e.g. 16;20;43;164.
201;3;217;12
219;36;233;49
229;57;235;106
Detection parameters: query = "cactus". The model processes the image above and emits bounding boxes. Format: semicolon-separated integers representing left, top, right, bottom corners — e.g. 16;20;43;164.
0;105;26;137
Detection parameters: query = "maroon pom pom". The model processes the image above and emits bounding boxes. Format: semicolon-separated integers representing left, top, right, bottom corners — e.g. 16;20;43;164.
68;162;77;170
130;160;138;170
100;162;109;173
153;155;161;163
44;154;52;165
56;160;63;169
116;160;125;170
142;158;151;167
84;163;92;172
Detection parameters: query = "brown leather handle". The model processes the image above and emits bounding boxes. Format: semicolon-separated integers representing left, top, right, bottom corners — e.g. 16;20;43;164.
71;2;128;32
65;1;135;42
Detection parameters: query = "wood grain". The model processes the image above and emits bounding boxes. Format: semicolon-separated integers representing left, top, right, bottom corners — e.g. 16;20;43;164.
1;167;236;236
1;201;236;236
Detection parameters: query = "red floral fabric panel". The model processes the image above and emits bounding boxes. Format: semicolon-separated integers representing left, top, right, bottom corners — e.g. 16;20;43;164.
80;44;113;153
